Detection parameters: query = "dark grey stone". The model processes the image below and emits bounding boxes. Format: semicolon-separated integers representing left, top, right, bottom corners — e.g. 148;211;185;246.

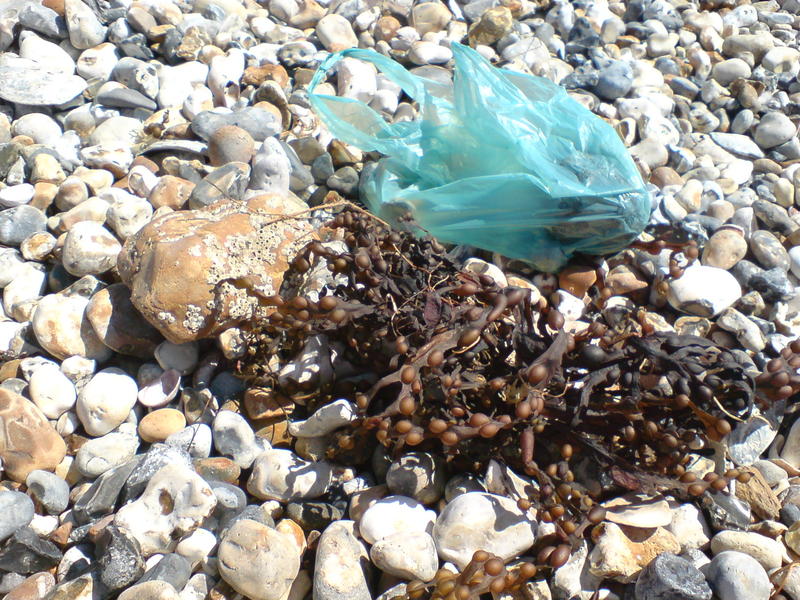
96;525;144;591
286;502;343;532
730;259;763;289
595;60;634;101
326;166;359;197
781;503;800;527
0;205;47;246
73;457;142;524
280;141;314;193
137;553;192;590
0;527;61;574
749;267;794;303
19;4;68;38
634;552;711;600
312;153;334;183
220;504;274;537
209;371;246;402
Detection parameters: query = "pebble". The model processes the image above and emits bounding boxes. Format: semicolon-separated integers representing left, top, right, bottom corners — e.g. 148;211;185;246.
25;470;69;515
433;492;537;569
75;429;140;477
0;206;47;246
369;531;438;582
137;553;192;591
138;409;186;443
667;265;742;317
754;112;796;149
702;228;747;270
212;410;263;469
76;367;138;436
61;221;122;277
386;452;446;505
634;552;711;600
247;449;332;502
218;519;301;600
0;491;34;542
117;581;179;600
710;530;782;571
589;522;680;583
28;365;76;419
288;398;357;438
313;520;371;600
154;342;199;375
0;389;66;482
705;551;771;600
359;495;436;545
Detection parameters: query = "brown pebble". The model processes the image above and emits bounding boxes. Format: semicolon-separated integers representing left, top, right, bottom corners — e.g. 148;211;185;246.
193;457;241;484
649;166;683;187
42;0;65;15
375;16;401;42
255;418;292;447
558;265;597;298
130;156;159;173
244;388;295;420
4;572;55;600
242;64;290;88
148;175;195;210
138;408;186;443
208;125;255;167
31;182;58;212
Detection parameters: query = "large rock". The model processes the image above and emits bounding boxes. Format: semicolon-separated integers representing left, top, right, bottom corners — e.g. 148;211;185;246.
0;389;67;482
118;194;314;343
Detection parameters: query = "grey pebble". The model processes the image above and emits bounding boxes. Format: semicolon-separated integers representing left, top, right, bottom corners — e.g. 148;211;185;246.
191;107;282;142
137;553;192;591
704;550;770;600
0;205;47;246
635;552;711;600
25;470;70;515
0;490;34;542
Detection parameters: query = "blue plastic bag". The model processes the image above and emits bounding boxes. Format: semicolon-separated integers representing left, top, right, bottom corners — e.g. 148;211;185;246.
309;43;651;272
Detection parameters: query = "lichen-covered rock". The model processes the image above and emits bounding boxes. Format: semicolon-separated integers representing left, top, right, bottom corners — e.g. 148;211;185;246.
118;194;315;343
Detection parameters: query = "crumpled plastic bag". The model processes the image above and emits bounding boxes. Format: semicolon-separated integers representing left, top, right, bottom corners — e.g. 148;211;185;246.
309;43;651;272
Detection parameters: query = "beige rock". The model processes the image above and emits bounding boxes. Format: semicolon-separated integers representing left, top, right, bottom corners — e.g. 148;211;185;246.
710;530;782;571
118;194;315;343
86;283;162;357
604;265;648;296
734;466;781;521
117;581;180;600
148;176;195;210
30;153;66;185
588;522;680;583
468;6;513;46
138;408;186;442
208;125;255;167
4;572;55;600
31;277;113;362
702;228;747;270
0;389;67;482
218;519;302;600
411;2;451;35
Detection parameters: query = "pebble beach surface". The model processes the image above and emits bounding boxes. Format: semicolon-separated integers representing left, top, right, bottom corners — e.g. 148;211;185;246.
2;0;800;599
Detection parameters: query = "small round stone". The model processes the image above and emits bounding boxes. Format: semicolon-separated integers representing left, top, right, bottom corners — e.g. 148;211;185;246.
138;408;187;443
207;125;255;167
